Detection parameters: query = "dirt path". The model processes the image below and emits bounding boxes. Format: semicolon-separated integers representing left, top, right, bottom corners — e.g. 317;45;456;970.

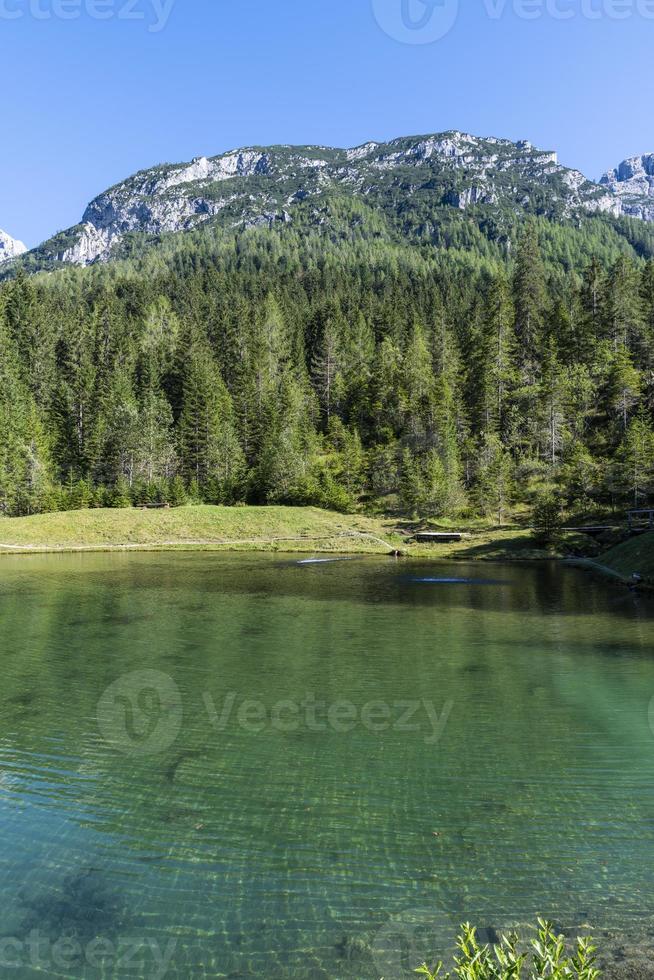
0;531;397;556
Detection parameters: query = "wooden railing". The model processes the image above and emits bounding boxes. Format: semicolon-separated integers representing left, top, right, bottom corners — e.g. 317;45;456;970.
627;509;654;530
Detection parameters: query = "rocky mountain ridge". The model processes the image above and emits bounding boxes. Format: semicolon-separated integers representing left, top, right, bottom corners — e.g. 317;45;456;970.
15;132;654;268
0;229;26;264
600;153;654;221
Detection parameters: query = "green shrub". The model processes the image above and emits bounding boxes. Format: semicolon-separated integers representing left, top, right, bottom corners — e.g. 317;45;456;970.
108;477;132;509
532;493;564;545
416;920;600;979
168;475;188;507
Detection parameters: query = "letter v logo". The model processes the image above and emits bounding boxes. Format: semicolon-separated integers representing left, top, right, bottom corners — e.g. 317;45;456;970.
373;0;460;43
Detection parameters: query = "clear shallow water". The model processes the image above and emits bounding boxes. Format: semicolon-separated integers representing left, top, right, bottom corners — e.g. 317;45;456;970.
1;553;654;978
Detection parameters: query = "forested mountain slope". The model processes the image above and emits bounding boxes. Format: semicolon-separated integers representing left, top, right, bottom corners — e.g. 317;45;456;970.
1;209;653;520
12;131;654;274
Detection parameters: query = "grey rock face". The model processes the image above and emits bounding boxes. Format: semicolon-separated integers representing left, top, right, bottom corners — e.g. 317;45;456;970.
0;228;27;264
51;148;323;264
27;132;654;267
600;154;654;221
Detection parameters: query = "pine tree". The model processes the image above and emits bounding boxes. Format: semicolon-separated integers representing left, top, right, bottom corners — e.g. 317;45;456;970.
432;321;466;516
607;346;641;433
615;408;654;507
421;449;449;517
477;276;516;435
539;338;566;470
402;319;436;443
580;257;605;357
641;259;654;371
92;366;140;488
136;385;177;483
140;296;180;382
369;336;403;442
326;418;366;497
0;315;53;515
473;433;514;525
342;311;375;426
254;374;317;504
605;256;644;352
178;349;246;500
54;316;98;477
399;447;424;516
513;222;547;370
312;318;345;425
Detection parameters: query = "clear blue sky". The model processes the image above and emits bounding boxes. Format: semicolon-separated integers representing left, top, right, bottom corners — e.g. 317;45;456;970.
2;0;653;247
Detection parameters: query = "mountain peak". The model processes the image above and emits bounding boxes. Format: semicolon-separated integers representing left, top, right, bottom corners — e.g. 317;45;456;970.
0;228;27;264
20;131;652;270
600;153;654;220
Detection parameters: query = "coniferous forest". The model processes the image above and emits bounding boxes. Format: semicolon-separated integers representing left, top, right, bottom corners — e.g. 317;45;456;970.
1;210;654;522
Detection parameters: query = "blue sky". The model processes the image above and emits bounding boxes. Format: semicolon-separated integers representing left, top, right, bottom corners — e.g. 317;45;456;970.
2;0;654;247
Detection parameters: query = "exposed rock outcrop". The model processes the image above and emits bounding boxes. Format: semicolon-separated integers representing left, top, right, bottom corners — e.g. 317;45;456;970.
22;133;654;268
600;153;654;221
0;229;27;264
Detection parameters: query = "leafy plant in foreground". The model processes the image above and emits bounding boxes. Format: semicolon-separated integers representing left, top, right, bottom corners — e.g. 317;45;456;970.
415;920;600;979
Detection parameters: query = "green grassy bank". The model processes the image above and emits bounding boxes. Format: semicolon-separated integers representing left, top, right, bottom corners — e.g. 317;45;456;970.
587;531;654;586
0;505;402;555
0;504;611;561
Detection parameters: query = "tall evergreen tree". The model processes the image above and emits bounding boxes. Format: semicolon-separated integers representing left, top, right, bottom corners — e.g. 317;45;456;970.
614;408;654;507
513;222;547;370
178;349;245;500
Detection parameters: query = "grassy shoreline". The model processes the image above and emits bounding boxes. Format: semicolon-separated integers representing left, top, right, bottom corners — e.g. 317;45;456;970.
571;532;654;590
0;503;636;564
0;507;650;584
0;504;543;559
0;505;402;556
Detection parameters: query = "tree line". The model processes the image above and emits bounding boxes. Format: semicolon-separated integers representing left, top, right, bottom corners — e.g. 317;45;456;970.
1;219;653;520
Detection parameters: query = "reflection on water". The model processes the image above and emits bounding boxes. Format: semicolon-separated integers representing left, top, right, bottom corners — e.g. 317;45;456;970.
1;553;654;977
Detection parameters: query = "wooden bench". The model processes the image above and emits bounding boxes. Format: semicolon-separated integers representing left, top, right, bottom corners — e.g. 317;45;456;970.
413;532;463;543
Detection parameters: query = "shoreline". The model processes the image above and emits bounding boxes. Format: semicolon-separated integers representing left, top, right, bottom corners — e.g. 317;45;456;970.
0;537;400;557
0;505;548;560
0;508;651;589
0;535;587;561
568;553;654;594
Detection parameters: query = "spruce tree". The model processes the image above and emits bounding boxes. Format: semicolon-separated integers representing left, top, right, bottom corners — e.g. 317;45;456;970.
513;221;547;371
178;348;246;501
615;408;654;507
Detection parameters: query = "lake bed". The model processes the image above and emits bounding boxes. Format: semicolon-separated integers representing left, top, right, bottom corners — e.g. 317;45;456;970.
1;553;653;978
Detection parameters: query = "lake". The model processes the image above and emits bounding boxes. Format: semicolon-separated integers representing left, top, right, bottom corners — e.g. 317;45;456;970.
1;552;653;978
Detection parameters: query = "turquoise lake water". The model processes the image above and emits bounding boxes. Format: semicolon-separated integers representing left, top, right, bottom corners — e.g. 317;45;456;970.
1;552;654;978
